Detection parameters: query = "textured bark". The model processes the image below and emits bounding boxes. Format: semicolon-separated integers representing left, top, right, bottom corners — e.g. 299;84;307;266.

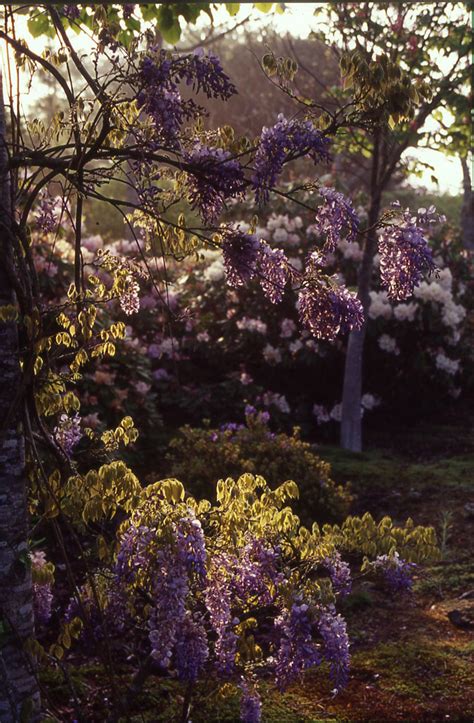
0;74;40;722
460;156;474;251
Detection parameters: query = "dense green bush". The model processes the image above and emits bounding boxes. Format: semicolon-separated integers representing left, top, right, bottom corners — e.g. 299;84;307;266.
166;411;352;524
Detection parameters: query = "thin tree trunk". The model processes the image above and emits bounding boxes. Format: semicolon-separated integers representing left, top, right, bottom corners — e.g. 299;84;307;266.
340;130;382;452
0;72;40;722
460;155;474;250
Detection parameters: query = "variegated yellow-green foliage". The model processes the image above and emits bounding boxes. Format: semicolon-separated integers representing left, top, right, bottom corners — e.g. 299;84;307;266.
166;420;352;524
41;471;439;702
122;473;438;568
60;460;142;524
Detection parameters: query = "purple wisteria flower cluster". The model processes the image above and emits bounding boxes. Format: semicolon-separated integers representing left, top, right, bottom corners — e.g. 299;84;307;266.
222;230;291;304
122;4;136;19
53;413;82;456
252;114;331;203
222;226;363;338
323;550;352;597
35;193;62;233
314;186;360;252
373;552;417;592
137;49;235;148
61;5;80;20
297;284;364;341
317;604;350;690
205;557;239;674
379;204;445;301
222;231;262;287
30;551;53;626
274;601;322;690
174;613;209;682
185;145;245;224
239;677;262;723
56;477;436;723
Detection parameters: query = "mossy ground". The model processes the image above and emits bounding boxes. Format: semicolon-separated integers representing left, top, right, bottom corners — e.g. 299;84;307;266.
41;424;474;722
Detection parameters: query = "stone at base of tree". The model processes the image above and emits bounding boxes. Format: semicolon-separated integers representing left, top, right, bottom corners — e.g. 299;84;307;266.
447;607;474;630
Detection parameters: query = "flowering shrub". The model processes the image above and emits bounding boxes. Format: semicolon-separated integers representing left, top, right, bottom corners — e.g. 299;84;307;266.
147;200;471;436
166;409;352;524
30;189;471;450
53;471;438;722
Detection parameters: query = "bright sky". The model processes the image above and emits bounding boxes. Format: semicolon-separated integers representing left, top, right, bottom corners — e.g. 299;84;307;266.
3;3;464;195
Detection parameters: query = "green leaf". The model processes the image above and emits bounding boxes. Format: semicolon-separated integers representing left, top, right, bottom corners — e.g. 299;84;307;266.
125;17;141;33
27;13;55;39
141;4;160;22
156;6;182;44
226;3;240;15
161;21;182;44
178;3;206;24
118;29;133;49
254;3;274;12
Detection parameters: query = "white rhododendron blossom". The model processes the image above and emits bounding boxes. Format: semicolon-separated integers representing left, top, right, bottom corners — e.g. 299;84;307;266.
338;238;363;261
330;403;342;422
236;317;268;334
369;290;393;320
289;340;304;354
361;393;381;411
435;352;460;376
313;404;330;424
273;227;289;243
393;303;417;322
203;258;226;283
378;334;400;355
263;344;282;365
280;318;296;338
262;391;290;413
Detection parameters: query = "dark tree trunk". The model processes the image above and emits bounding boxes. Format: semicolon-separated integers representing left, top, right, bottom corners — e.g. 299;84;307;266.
340;130;382;452
460;155;474;251
0;73;40;722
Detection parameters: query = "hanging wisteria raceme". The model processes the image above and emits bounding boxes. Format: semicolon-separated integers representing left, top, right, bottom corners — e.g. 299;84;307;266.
252;114;331;204
174;613;209;682
122;4;136;19
148;545;189;667
372;552;417;592
230;538;283;605
53;413;82;456
115;524;156;585
175;48;237;99
317;605;350;690
379;205;445;301
137;49;235;147
30;551;53;626
314;187;360;252
323;551;352;597
274;601;321;690
185;144;245;224
120;275;141;316
65;579;127;646
297;284;364;341
35;193;62;233
61;4;80;20
258;244;290;304
205;556;239;675
239;678;262;723
176;514;207;580
222;230;262;287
